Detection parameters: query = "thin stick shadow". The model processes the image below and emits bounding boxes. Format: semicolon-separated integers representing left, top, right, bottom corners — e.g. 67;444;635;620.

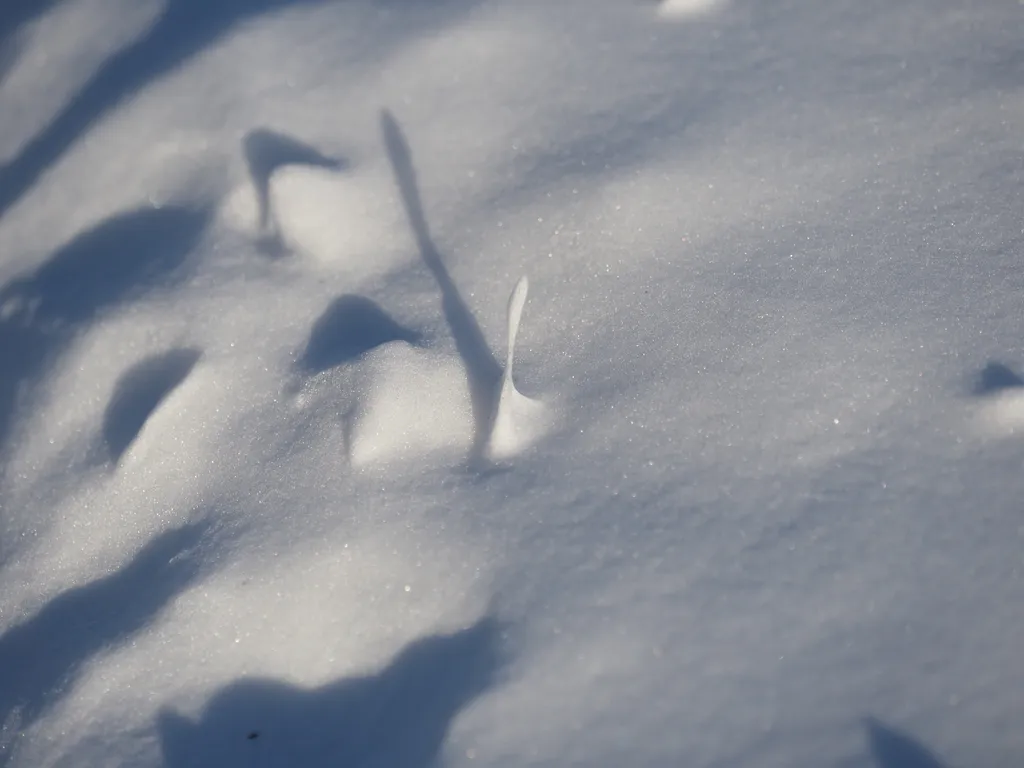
102;347;202;463
864;717;950;768
0;521;212;764
158;616;502;768
380;109;502;459
972;361;1024;396
0;206;207;467
242;129;346;255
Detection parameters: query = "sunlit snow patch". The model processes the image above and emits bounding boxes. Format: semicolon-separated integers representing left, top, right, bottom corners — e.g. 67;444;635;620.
976;390;1024;437
348;343;473;467
220;164;402;272
486;276;550;461
657;0;727;18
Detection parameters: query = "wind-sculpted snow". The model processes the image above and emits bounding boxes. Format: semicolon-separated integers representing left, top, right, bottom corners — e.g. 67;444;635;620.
102;348;202;463
0;206;207;468
0;0;1022;767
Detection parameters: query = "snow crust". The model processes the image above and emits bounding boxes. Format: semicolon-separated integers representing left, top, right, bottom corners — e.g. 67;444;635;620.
1;0;1022;766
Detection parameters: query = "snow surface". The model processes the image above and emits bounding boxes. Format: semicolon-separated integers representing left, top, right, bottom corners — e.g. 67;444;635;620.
1;0;1023;766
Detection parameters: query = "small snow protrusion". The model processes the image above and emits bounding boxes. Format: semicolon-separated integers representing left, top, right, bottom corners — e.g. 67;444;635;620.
486;276;550;461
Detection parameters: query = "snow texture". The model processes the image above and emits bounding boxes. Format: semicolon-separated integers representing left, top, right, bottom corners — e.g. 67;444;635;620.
1;0;1023;766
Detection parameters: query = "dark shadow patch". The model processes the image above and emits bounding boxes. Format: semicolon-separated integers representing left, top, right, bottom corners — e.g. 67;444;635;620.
241;129;346;256
243;129;346;255
380;109;502;460
0;33;22;89
0;521;212;764
0;206;207;465
972;361;1024;396
298;295;420;374
159;616;502;768
2;206;204;326
865;717;949;768
102;347;201;462
0;0;64;54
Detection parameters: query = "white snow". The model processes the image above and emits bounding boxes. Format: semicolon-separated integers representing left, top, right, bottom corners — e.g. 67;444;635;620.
1;0;1023;767
487;276;551;462
657;0;727;19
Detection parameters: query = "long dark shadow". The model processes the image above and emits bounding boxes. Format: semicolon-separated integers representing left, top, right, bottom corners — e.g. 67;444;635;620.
159;616;502;768
0;0;329;222
0;522;212;765
380;109;502;457
864;717;950;768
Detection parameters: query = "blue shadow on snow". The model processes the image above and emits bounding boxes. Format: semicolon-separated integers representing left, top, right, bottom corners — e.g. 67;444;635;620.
159;617;501;768
102;347;202;463
0;0;336;221
0;0;63;54
298;294;421;374
0;522;212;765
242;128;347;256
0;205;208;465
0;0;485;223
864;717;950;768
972;361;1024;396
380;109;502;460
